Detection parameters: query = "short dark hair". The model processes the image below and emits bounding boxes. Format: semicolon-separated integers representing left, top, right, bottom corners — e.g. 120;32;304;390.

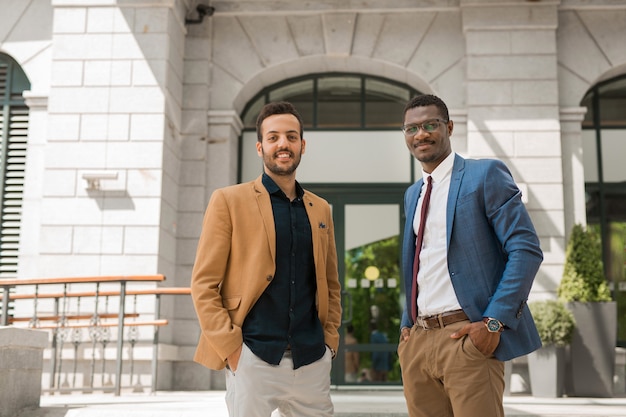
403;94;450;122
255;101;304;142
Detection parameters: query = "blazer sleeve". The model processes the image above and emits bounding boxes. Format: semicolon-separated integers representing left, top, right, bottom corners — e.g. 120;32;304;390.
323;207;342;351
479;160;543;329
306;192;342;352
190;189;243;362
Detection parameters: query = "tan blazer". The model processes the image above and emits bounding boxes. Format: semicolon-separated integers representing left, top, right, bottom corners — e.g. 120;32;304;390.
191;175;342;370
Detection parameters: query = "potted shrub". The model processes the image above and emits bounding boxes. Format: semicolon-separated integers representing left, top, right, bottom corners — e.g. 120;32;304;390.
557;223;616;397
558;223;611;303
527;300;576;397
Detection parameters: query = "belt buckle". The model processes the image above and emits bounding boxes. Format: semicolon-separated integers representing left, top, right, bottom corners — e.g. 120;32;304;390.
416;317;428;330
417;316;433;330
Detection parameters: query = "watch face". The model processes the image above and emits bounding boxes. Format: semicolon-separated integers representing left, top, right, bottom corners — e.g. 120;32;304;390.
487;319;501;332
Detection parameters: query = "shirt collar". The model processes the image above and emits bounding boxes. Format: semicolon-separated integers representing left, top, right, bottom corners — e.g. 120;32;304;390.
262;173;304;199
422;152;455;184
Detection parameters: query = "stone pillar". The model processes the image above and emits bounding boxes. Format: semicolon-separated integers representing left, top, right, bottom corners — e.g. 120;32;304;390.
461;0;564;296
560;107;588;235
42;0;190;390
42;0;187;279
0;327;48;417
168;109;242;390
206;110;243;193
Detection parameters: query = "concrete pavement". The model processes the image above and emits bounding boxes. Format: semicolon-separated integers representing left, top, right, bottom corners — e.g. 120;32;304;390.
14;389;626;417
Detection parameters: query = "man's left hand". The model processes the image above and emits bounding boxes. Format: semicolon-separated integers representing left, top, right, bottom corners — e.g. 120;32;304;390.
450;321;500;356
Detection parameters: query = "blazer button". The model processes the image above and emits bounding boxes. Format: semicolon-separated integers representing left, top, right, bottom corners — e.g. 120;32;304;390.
266;275;273;281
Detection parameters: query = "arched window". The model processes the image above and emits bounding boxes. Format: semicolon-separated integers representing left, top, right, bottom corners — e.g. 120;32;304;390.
242;73;418;129
239;73;421;183
0;53;30;278
239;74;421;385
581;74;626;345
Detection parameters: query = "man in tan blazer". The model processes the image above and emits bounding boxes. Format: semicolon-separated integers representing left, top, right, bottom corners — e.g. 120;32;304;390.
191;101;342;417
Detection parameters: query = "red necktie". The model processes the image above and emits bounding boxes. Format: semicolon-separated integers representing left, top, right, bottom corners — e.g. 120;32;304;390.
411;176;432;322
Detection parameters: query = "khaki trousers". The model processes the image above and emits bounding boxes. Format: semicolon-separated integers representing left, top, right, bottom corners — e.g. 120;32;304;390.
225;344;333;417
398;320;505;417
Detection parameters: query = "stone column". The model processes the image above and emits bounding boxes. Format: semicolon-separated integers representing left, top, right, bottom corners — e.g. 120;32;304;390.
42;0;189;390
0;327;48;417
42;0;187;279
461;0;564;296
206;110;243;192
560;107;588;235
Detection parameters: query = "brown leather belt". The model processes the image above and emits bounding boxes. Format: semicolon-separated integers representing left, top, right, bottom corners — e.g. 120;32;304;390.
415;309;469;330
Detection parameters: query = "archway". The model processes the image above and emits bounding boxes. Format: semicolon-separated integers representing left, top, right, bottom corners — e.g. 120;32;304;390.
238;72;424;385
580;73;626;346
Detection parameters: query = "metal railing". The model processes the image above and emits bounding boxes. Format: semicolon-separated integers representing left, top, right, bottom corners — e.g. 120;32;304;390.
0;275;190;396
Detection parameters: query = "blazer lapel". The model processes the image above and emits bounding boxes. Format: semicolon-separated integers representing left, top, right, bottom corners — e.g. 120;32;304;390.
405;179;422;241
253;175;276;262
302;193;321;268
403;178;422;284
447;154;465;249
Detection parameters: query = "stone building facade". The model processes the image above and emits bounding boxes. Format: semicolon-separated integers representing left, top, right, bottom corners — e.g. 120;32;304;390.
2;0;625;390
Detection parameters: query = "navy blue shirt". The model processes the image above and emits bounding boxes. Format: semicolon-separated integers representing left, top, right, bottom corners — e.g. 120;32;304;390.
241;174;325;369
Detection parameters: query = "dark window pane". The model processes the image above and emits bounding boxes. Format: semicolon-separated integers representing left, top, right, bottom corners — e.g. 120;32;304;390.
582;76;626;128
241;74;416;130
269;80;314;127
598;78;626;127
364;79;410;128
242;96;265;129
317;77;361;128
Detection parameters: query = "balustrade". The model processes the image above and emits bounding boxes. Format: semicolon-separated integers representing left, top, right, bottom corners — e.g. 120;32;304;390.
0;275;190;396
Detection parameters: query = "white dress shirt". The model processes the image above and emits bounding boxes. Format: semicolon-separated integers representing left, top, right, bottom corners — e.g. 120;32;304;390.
414;152;462;317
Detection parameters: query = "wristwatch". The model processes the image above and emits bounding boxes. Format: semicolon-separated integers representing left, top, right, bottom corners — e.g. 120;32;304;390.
483;317;504;333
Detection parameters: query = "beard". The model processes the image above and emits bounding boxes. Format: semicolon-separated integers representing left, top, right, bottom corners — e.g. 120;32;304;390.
262;148;302;176
413;140;450;164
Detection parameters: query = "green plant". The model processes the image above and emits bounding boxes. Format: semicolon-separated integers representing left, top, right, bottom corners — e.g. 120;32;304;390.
529;300;576;347
558;223;612;302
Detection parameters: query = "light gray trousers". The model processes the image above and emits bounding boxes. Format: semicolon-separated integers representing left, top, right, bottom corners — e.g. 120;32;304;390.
225;343;333;417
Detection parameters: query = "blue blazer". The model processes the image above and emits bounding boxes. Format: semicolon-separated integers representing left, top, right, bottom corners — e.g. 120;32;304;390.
400;154;543;361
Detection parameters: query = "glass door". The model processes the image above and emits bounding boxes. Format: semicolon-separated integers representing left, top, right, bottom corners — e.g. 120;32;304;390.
307;184;406;385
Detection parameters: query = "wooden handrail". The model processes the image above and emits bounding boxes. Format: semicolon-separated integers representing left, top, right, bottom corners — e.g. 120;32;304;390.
0;287;190;301
132;288;191;296
31;319;169;330
9;313;140;323
0;274;183;396
0;274;165;287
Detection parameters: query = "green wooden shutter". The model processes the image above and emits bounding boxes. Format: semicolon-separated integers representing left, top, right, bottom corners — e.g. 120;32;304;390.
0;54;30;278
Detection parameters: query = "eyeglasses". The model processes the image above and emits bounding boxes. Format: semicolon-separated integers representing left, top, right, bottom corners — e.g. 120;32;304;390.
401;119;448;136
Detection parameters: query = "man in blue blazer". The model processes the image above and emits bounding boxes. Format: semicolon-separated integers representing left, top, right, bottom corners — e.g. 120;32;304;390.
397;95;543;417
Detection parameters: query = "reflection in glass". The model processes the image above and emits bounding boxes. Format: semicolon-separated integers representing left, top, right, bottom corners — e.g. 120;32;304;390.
344;235;401;384
582;74;626;347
